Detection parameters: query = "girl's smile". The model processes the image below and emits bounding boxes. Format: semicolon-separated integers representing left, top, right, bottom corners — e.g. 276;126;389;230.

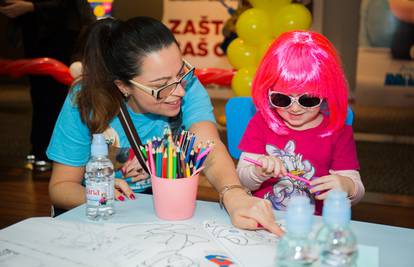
275;96;323;131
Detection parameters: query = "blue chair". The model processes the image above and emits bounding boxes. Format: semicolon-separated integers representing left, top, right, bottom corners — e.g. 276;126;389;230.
225;96;354;159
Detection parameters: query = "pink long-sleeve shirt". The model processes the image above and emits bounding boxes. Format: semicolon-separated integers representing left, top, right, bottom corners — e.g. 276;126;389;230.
237;112;364;215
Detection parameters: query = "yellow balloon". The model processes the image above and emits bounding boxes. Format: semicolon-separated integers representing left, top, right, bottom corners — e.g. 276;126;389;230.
256;38;274;64
231;67;256;96
271;4;312;37
94;5;106;18
249;0;291;11
227;38;258;69
235;8;272;45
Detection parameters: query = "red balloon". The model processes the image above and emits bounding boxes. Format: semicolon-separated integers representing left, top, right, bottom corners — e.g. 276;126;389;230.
0;58;236;88
194;68;235;87
0;58;74;86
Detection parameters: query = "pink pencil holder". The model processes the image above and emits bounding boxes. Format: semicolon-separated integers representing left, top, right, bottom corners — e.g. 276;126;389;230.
151;174;199;220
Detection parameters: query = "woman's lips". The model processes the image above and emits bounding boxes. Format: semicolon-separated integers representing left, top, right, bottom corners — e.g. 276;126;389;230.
163;99;181;109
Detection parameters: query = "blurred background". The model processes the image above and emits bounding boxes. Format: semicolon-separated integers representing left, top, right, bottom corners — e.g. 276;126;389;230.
0;0;413;229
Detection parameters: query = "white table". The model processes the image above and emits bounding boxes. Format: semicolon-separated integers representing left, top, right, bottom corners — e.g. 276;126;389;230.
58;193;414;267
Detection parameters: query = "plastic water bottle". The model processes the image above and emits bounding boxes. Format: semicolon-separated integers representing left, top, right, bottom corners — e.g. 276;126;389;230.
85;133;115;220
276;196;318;267
316;190;358;267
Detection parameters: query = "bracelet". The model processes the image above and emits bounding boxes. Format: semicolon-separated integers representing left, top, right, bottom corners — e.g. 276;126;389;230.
219;184;252;210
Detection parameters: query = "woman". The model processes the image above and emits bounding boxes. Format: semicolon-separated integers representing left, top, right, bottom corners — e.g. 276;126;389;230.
47;16;282;235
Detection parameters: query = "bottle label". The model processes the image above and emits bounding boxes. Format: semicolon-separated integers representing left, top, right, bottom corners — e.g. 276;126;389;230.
86;182;114;207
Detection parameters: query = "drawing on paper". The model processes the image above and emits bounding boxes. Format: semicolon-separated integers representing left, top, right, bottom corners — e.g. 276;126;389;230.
203;220;282;267
0;239;94;267
115;223;237;267
48;222;120;252
2;218;290;267
118;223;211;249
0;247;44;267
205;254;235;267
204;221;278;246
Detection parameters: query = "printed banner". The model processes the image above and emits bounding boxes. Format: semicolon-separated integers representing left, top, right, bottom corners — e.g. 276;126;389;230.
163;0;237;69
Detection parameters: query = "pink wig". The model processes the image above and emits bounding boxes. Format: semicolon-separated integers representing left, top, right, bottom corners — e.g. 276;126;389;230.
252;30;349;136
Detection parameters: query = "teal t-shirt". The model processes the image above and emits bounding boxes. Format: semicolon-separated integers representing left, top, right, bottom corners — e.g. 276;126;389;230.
47;77;215;190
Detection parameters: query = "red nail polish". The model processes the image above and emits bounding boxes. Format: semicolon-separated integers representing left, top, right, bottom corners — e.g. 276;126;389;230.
129;193;135;200
118;195;125;201
257;223;263;228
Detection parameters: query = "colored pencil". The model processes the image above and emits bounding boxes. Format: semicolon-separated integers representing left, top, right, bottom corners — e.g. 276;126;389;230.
192;166;205;176
168;137;173;179
162;151;167;178
185;135;196;163
180;151;186;178
196;146;212;162
172;148;177;179
185;163;191;177
178;130;185;147
147;141;155;175
155;147;160;177
189;161;194;175
139;145;147;160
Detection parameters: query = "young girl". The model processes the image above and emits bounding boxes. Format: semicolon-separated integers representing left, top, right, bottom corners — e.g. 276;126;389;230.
47;16;282;235
237;30;365;215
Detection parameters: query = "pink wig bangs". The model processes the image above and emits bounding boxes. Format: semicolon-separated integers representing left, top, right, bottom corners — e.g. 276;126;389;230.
252;30;349;136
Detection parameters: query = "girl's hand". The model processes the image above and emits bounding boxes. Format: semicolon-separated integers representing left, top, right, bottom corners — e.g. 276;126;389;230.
255;155;287;179
114;178;135;201
121;156;148;182
223;188;284;237
309;173;355;200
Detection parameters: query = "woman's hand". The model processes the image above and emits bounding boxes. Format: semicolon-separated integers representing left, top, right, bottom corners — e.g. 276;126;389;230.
223;188;284;237
114;178;135;201
121;156;149;182
0;0;34;18
254;155;287;179
309;173;355;200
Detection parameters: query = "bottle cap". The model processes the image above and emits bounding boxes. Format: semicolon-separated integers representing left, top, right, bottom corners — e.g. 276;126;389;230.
285;195;314;234
91;133;108;157
323;190;351;226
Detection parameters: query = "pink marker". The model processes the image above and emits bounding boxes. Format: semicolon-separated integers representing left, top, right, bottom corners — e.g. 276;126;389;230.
243;156;311;186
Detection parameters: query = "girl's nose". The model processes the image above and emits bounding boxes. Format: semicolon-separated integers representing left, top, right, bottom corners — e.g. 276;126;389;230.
289;100;302;111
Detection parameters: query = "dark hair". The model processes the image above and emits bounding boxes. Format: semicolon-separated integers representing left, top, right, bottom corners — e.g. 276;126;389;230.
77;16;178;134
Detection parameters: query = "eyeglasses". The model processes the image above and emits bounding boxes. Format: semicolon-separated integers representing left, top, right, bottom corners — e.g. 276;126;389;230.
129;59;195;101
268;92;322;109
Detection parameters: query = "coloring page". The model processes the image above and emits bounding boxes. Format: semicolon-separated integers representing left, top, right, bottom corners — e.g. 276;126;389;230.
203;220;284;267
113;222;240;267
0;218;241;267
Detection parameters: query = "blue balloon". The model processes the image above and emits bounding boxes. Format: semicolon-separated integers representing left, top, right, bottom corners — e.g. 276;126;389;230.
363;0;398;47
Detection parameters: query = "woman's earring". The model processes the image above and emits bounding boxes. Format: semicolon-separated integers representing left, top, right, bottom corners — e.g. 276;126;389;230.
124;92;129;98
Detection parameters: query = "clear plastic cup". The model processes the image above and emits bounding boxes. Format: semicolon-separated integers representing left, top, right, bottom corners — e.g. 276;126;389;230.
151;174;199;220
